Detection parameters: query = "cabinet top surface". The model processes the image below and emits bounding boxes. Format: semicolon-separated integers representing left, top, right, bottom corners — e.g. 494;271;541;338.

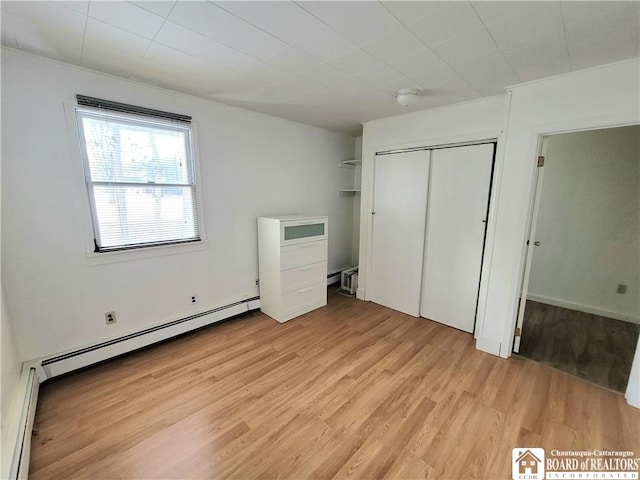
259;215;328;221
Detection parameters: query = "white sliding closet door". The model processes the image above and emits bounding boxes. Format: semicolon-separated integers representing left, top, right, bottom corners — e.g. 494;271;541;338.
420;143;494;333
370;150;430;316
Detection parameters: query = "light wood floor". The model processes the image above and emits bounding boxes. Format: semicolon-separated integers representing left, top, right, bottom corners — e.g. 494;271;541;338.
30;289;640;479
519;300;640;393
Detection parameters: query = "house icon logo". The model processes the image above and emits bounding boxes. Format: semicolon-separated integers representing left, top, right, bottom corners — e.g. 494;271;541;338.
512;448;545;480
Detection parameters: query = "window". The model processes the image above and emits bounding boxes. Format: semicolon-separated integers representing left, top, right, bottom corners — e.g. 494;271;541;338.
75;97;200;252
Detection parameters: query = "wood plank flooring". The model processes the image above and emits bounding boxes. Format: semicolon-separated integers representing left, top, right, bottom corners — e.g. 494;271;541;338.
518;300;640;393
30;290;640;479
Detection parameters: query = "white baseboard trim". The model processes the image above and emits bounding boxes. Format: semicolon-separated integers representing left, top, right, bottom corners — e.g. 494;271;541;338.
39;296;260;380
327;272;341;286
526;294;639;324
5;365;40;480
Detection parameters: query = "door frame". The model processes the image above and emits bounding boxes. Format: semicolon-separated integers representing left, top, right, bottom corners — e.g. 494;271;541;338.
366;137;499;339
513;138;548;352
509;120;640;401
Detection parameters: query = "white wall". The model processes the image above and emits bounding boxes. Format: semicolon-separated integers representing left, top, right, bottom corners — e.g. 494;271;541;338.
1;288;23;479
1;49;355;361
483;59;639;357
528;126;639;323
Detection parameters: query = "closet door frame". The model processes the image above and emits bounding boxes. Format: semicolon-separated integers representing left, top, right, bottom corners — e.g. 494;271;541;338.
366;138;498;337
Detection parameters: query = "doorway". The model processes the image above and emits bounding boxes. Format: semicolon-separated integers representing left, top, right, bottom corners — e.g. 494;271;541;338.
515;125;640;392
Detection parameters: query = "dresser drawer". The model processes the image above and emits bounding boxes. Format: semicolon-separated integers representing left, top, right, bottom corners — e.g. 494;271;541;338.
281;261;326;293
280;281;327;317
280;217;328;246
280;241;327;270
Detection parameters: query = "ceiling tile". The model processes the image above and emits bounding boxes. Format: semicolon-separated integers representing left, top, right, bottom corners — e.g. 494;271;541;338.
430;85;480;105
264;76;325;103
330;49;385;76
1;0;636;137
214;1;324;44
376;76;423;96
362;29;425;65
298;64;351;87
294;1;359;24
129;1;176;18
158;75;207;98
328;2;404;47
55;1;89;15
245;63;291;86
355;63;406;87
168;1;289;60
85;18;151;57
565;14;640;70
407;2;484;47
3;1;86;37
482;2;563;50
409;65;477;94
264;47;321;75
143;42;238;83
89;1;164;40
430;27;497;66
388;47;452;80
154;21;262;74
502;29;570;82
471;1;554;24
381;1;449;26
282;87;339;107
209;75;273;100
293;23;358;61
453;50;519;95
327;76;373;98
561;1;640;26
80;40;140;78
10;14;83;64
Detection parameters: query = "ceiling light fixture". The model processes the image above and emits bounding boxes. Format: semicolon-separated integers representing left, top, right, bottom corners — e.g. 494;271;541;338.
396;89;418;107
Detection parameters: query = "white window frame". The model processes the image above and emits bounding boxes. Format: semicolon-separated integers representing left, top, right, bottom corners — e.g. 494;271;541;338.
66;100;207;263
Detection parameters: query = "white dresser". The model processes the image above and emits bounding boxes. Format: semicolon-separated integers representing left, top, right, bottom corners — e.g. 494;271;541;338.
258;215;328;323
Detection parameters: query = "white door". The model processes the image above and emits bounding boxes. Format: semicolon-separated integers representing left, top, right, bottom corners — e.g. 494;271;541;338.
370;150;430;316
420;143;494;333
513;146;547;352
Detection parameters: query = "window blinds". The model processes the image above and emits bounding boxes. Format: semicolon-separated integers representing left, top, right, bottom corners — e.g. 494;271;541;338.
75;97;200;252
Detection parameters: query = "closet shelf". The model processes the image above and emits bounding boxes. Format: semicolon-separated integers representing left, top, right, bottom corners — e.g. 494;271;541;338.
339;159;362;167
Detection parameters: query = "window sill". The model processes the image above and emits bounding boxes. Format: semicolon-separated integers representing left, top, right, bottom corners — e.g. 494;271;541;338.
86;240;208;266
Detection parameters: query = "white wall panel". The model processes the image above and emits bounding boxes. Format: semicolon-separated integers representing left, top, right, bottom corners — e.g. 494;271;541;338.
1;49;355;360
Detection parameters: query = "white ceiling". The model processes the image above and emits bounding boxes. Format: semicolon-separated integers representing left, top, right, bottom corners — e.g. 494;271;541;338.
2;1;639;136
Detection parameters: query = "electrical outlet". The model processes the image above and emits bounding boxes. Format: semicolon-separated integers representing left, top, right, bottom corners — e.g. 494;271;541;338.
255;279;259;286
617;284;627;294
191;295;197;304
105;311;116;325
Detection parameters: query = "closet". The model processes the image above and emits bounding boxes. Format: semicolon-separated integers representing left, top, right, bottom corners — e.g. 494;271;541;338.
370;142;495;333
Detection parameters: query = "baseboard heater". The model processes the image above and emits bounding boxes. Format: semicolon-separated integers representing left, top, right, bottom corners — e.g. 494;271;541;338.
8;367;39;480
41;297;260;379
